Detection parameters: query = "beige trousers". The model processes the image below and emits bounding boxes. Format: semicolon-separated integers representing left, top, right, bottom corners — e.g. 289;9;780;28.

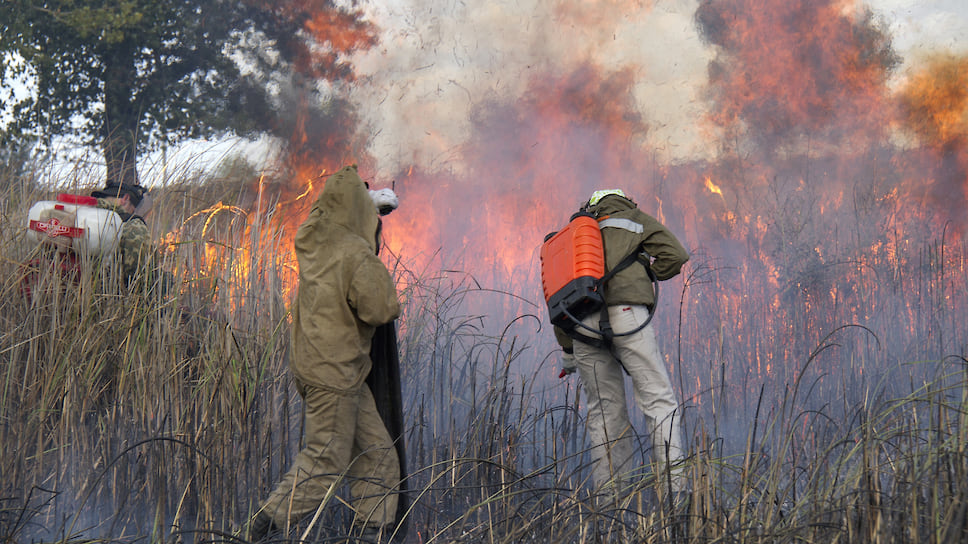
573;304;684;494
261;381;399;528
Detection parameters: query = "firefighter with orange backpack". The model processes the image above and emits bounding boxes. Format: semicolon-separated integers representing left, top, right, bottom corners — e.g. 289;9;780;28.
543;189;690;505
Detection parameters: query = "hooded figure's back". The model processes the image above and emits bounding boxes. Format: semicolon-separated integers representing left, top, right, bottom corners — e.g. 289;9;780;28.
290;165;400;391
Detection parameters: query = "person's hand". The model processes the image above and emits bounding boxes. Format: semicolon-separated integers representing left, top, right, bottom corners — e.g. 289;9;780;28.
559;352;577;378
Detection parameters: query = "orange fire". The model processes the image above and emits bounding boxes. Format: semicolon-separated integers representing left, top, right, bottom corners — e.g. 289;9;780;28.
696;0;897;154
896;54;968;148
705;177;724;198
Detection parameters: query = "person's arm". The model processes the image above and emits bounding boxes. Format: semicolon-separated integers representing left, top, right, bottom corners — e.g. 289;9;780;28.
639;213;689;281
348;254;400;326
118;217;152;281
553;325;573;352
554;325;577;377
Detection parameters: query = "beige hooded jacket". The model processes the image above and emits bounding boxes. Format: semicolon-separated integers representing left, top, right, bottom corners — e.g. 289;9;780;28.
290;165;400;392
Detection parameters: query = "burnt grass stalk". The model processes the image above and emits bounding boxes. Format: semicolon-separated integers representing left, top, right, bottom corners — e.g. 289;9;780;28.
1;167;967;543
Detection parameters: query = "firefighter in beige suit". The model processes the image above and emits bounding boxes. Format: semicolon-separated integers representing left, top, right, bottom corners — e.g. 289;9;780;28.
555;189;689;502
250;165;401;542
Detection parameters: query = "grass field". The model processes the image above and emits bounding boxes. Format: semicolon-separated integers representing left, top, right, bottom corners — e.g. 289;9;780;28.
1;161;966;543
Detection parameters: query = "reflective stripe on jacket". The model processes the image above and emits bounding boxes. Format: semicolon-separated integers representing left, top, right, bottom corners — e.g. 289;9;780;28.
588;194;689;308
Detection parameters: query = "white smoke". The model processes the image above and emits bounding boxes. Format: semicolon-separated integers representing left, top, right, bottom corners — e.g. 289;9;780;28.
347;0;715;177
873;0;968;58
344;0;968;178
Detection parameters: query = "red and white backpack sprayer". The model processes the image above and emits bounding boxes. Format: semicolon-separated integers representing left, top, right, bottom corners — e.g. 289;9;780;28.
21;193;124;299
27;193;123;254
540;211;659;349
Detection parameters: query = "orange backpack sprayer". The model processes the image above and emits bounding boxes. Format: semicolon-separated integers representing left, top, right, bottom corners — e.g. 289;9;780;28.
540;212;606;330
540;211;659;347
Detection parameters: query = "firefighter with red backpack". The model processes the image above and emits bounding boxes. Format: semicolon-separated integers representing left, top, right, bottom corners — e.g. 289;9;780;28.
543;189;690;505
22;182;153;298
89;182;153;286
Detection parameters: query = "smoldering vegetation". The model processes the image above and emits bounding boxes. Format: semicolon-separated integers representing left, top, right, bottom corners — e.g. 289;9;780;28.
1;156;966;544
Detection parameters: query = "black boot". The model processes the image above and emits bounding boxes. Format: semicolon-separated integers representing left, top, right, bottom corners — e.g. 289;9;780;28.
248;511;280;542
357;524;392;544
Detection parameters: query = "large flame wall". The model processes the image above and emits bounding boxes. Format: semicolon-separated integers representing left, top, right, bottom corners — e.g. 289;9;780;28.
254;0;967;419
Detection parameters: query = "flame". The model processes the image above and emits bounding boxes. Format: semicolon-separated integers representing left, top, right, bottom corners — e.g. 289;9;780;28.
891;54;968;229
696;0;897;153
896;53;968;147
705;177;724;198
255;1;378;80
379;62;654;293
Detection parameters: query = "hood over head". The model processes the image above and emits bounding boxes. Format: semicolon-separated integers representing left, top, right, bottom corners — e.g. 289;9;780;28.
310;164;380;251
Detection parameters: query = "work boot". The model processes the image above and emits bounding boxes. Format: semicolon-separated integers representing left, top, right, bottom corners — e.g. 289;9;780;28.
356;524;392;544
248;511;280;542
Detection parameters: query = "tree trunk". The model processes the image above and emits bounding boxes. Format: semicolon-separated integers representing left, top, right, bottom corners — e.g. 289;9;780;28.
101;38;141;187
103;122;139;187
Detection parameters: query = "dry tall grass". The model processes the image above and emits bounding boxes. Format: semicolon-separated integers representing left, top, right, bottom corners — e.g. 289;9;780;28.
1;161;966;543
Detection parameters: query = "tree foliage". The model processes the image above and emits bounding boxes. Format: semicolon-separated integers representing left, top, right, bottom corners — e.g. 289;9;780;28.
0;0;378;186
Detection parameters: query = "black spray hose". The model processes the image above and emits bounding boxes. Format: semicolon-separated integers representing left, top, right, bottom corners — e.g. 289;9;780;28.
565;263;659;340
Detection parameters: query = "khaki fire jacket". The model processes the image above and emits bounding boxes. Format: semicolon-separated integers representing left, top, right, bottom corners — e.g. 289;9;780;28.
290;165;400;392
553;193;689;352
588;193;689;307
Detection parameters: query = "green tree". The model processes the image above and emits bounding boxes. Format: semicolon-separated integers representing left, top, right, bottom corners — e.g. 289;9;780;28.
0;0;377;186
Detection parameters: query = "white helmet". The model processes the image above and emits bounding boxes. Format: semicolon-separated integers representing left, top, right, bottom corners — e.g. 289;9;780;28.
587;189;626;207
369;188;399;216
